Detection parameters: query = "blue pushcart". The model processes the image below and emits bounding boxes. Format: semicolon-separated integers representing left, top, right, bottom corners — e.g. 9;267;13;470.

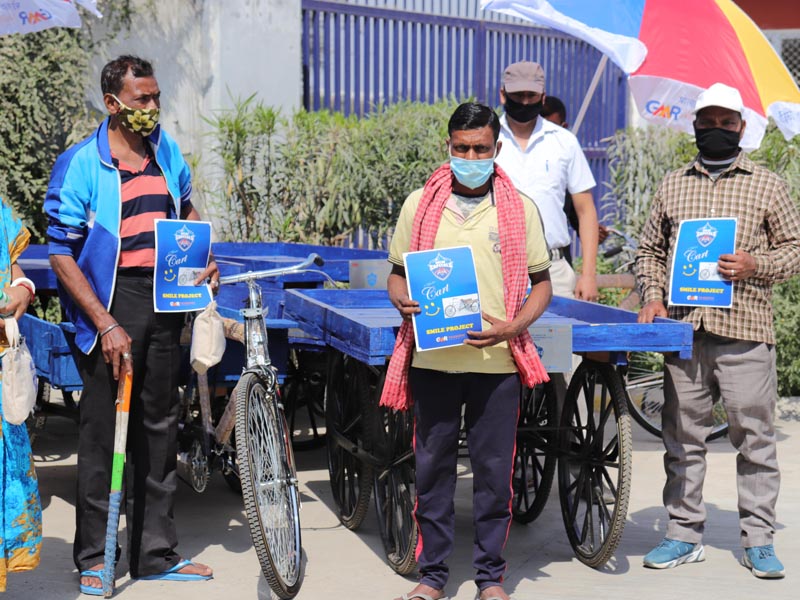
17;242;693;571
282;288;693;571
16;242;388;455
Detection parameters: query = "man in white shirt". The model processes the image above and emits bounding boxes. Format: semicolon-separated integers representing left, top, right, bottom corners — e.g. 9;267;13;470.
495;61;599;300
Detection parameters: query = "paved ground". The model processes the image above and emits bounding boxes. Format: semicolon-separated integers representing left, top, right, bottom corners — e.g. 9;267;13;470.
6;414;799;599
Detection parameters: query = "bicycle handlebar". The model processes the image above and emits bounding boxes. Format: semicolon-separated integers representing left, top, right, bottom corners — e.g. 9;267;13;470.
604;227;638;249
601;227;639;260
218;253;325;286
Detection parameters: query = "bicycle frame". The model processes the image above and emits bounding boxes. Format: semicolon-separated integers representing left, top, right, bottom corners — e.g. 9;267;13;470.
210;253;325;447
220;252;325;368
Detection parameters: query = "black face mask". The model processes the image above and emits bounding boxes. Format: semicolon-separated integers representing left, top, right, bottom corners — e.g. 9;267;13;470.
694;126;741;159
504;95;543;123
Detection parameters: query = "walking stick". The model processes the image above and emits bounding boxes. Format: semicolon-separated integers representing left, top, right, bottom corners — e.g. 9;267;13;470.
102;358;133;597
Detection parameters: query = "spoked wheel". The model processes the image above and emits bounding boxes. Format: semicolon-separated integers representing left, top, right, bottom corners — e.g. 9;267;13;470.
282;350;327;450
236;370;303;598
325;352;374;530
26;380;51;447
623;351;728;441
512;381;558;524
558;360;632;568
369;367;418;575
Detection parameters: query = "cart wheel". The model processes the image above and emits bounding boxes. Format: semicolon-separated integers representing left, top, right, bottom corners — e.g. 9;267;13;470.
512;381;558;524
369;368;418;575
283;350;327;450
325;352;374;530
623;351;728;441
558;360;632;568
25;380;51;447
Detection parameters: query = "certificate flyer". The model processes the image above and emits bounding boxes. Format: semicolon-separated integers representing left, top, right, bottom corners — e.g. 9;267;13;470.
153;219;213;312
403;246;482;351
668;218;737;308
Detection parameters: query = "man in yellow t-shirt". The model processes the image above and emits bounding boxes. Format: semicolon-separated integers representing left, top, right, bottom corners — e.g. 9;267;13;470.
387;102;551;600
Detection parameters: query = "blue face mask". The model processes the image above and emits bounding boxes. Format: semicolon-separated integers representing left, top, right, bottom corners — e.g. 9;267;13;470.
449;151;496;190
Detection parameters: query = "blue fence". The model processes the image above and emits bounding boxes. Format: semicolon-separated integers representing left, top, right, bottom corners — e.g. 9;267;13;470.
301;0;627;233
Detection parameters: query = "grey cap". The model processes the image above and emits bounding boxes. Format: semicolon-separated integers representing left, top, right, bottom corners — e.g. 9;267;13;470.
502;61;545;93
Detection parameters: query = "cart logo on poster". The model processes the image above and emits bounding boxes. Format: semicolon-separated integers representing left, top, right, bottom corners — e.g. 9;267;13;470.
174;224;196;252
154;219;213;313
428;253;453;280
403;246;482;351
669;218;737;308
695;221;717;247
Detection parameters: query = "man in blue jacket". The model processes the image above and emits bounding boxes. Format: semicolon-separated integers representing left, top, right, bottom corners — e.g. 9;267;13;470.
46;55;217;595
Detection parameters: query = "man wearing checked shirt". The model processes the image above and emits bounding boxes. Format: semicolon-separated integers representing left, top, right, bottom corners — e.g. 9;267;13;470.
636;82;800;579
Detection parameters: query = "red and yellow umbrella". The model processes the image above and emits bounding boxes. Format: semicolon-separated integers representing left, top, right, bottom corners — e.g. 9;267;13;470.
483;0;800;149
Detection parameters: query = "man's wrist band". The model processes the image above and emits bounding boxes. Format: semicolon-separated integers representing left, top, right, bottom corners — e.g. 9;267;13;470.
11;277;36;301
100;323;120;337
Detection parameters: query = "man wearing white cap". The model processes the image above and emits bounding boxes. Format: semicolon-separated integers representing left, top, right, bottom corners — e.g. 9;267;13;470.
495;61;599;301
636;82;800;579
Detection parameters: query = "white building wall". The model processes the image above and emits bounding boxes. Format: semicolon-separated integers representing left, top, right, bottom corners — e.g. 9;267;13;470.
86;0;302;212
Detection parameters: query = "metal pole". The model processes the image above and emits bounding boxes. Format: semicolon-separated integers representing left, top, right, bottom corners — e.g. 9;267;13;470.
571;54;609;136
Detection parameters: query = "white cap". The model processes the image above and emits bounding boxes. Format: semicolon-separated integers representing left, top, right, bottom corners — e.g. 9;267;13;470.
693;82;744;114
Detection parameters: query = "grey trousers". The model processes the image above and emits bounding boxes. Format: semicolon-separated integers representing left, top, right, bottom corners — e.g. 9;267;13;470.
663;331;779;548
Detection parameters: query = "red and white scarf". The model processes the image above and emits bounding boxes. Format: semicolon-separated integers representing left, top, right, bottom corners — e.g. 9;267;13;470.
379;163;550;411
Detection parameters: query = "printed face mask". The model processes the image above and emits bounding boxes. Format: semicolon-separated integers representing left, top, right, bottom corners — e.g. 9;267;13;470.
693;126;741;159
112;94;160;136
504;95;543;123
449;151;496;189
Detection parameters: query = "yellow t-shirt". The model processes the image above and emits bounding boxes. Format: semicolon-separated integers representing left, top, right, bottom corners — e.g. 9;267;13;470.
389;188;550;373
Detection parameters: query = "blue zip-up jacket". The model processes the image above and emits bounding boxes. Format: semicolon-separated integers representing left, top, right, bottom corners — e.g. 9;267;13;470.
46;118;192;354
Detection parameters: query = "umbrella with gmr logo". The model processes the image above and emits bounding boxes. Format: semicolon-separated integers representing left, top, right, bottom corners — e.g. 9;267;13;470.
482;0;800;149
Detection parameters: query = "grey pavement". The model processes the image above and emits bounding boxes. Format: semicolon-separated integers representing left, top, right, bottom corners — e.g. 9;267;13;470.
6;413;800;600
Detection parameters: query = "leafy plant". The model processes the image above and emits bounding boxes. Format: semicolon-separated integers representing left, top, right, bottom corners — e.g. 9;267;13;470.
205;98;459;247
600;126;695;237
0;1;139;242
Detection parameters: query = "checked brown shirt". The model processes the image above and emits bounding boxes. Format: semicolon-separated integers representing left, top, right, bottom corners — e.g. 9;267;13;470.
636;152;800;345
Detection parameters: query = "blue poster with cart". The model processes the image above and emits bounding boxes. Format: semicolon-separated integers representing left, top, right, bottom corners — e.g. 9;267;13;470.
669;218;737;308
153;219;213;312
403;246;482;351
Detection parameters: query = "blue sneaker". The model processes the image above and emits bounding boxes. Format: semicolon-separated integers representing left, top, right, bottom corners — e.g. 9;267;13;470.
643;538;705;569
742;545;785;579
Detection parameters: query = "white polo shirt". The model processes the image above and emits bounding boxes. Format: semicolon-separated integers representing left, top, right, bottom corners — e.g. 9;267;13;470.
496;113;596;250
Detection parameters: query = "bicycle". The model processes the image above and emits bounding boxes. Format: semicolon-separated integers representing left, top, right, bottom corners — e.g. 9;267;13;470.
212;253;325;598
599;228;729;441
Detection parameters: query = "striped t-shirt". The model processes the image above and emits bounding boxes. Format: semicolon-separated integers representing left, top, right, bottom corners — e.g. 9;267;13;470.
114;151;172;269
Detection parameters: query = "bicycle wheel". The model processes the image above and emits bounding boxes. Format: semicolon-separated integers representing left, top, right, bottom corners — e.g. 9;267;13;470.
512;381;558;524
624;351;728;441
325;352;374;530
370;367;418;575
236;370;303;598
558;360;632;568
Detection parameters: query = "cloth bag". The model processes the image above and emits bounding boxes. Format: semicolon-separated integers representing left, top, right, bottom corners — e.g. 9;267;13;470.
1;317;38;425
190;301;226;374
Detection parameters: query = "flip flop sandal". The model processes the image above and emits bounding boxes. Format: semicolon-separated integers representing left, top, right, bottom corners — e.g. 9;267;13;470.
137;558;213;582
79;569;105;596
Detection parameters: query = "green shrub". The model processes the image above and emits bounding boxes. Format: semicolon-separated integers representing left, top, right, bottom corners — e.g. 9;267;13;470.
205;98;459;246
0;1;137;243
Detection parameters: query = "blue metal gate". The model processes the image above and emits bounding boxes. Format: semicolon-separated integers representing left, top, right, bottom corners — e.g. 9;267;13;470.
301;0;627;221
